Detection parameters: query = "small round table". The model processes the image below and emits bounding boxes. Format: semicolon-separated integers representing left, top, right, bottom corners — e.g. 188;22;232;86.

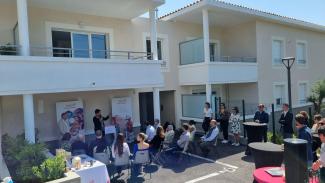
249;142;283;169
253;167;319;183
243;122;267;155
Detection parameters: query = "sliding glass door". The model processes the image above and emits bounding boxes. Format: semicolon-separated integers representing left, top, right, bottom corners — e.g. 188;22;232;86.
52;30;107;59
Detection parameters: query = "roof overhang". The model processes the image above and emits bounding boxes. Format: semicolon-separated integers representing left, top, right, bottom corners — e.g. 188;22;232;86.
160;0;325;32
5;0;165;19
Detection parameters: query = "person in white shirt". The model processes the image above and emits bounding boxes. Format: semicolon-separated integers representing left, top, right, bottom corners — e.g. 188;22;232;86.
57;112;70;136
164;125;175;145
177;124;191;150
200;120;219;157
145;121;156;142
312;125;325;177
112;133;131;177
202;102;213;133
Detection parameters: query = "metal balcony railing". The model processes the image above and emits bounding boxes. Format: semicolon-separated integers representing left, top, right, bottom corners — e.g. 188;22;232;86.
0;44;152;60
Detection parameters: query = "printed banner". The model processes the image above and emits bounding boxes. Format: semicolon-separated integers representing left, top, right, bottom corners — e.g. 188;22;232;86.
111;97;133;133
56;101;84;136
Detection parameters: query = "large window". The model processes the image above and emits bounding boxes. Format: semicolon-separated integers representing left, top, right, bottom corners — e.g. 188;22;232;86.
146;39;162;60
274;84;286;108
298;82;308;104
210;42;220;62
52;30;107;58
272;39;284;65
296;41;307;65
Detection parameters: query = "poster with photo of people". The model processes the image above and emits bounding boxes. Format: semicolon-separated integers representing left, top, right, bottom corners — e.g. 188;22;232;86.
56;101;84;139
111;97;133;134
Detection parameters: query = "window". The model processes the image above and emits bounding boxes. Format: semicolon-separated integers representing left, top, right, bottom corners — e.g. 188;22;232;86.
272;39;284;65
274;84;286;108
210;42;220;62
298;82;308;104
52;31;72;57
146;39;162;60
296;42;307;65
72;33;89;58
51;30;108;58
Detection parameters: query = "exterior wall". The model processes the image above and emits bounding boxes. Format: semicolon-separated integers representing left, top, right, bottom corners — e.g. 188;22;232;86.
1;89;140;142
221;21;257;58
256;21;325;107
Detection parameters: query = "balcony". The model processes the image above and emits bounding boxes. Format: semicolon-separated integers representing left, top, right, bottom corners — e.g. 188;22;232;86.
178;38;257;85
0;45;164;95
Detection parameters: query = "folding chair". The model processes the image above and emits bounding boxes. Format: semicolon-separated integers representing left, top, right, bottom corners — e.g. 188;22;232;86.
132;149;151;179
93;146;111;165
112;151;131;179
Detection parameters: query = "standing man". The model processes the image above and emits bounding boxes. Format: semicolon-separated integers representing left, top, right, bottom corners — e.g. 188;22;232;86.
218;103;231;144
254;104;269;142
279;103;294;139
93;109;110;136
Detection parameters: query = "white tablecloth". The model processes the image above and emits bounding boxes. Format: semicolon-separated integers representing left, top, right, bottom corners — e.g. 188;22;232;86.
73;155;110;183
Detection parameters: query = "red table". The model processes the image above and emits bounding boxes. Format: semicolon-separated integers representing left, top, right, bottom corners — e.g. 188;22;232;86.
253;167;319;183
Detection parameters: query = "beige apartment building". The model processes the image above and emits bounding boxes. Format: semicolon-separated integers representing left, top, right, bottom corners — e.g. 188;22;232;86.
0;0;325;158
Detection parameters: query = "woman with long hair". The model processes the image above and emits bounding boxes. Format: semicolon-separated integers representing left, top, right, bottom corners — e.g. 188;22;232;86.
150;126;165;154
112;133;130;176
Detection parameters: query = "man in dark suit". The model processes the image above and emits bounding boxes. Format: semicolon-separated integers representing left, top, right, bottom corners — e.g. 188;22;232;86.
254;104;269;142
93;109;110;136
279;103;293;139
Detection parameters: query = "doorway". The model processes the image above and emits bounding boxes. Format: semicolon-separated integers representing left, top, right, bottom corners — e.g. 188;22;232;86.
139;92;154;131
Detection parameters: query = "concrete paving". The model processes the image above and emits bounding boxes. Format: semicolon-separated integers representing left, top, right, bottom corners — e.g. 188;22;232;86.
109;142;255;183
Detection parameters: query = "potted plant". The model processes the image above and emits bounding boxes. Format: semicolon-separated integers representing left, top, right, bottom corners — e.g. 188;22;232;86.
0;43;17;55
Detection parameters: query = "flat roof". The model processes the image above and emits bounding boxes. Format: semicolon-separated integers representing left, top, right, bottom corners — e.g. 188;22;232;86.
160;0;325;33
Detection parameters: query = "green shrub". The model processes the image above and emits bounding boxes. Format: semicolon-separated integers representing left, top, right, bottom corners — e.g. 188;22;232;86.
1;134;47;183
267;132;284;145
32;155;66;182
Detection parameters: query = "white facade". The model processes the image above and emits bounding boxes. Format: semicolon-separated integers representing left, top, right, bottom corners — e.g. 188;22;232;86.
0;0;325;145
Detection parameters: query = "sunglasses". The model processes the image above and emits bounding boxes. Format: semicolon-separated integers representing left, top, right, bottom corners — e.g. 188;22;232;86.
319;123;325;126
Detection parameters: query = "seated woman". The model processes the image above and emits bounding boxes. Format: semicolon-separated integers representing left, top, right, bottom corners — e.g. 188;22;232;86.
60;133;72;152
112;133;131;177
312;114;323;134
149;126;165;154
132;133;150;177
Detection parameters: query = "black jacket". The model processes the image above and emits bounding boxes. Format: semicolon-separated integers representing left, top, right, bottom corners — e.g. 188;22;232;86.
279;111;294;133
93;115;109;131
253;111;269;124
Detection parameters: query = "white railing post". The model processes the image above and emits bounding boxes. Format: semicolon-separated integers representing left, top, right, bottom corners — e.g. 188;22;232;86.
150;8;158;60
17;0;30;56
202;9;210;63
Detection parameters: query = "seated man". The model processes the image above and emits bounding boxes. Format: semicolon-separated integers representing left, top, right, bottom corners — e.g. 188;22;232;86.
176;123;190;151
164;125;175;146
200;120;219;157
71;134;88;156
88;130;109;157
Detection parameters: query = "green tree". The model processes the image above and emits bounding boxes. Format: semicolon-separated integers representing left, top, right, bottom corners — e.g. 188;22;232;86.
308;80;325;114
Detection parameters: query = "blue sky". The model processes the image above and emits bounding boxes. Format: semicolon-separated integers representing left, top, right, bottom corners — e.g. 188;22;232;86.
147;0;325;26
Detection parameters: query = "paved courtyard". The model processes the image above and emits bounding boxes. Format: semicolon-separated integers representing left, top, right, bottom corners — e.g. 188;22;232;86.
109;142;255;183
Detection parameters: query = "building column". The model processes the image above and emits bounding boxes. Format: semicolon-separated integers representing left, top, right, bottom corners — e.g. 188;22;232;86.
153;88;160;121
149;8;158;60
206;84;212;104
202;9;210;63
23;94;35;143
17;0;30;56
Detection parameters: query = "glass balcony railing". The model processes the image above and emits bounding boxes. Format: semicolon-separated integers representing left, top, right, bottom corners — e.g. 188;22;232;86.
179;38;256;65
